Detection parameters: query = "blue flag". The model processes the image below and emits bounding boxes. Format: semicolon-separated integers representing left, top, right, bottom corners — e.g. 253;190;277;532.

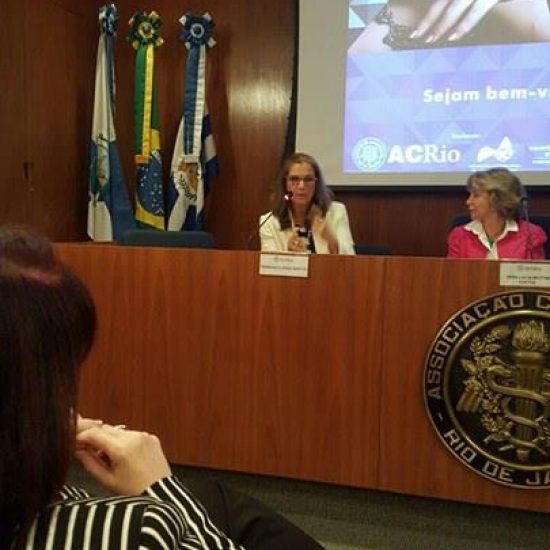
167;106;219;230
88;4;135;241
167;12;218;231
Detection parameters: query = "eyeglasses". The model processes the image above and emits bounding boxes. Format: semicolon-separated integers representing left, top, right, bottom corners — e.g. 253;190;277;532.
287;175;317;186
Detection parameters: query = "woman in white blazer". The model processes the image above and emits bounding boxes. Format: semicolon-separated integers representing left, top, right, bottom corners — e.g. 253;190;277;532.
259;152;355;255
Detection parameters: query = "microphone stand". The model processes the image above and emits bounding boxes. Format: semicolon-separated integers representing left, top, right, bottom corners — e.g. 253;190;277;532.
245;193;292;249
521;194;533;260
245;211;275;249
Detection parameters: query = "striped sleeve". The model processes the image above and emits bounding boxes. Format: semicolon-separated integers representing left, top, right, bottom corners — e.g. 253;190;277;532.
13;480;243;550
144;476;244;550
58;484;92;500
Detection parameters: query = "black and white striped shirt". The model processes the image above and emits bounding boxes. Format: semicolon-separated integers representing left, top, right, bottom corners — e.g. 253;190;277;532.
11;476;244;550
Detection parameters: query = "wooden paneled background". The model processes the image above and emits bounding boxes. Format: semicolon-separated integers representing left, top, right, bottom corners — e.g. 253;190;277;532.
57;244;550;512
2;0;550;255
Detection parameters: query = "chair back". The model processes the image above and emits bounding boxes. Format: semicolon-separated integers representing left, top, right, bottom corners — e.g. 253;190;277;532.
121;230;215;249
449;213;470;229
354;244;392;255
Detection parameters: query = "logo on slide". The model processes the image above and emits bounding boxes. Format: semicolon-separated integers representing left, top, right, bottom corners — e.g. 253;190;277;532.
352;137;387;171
476;137;514;164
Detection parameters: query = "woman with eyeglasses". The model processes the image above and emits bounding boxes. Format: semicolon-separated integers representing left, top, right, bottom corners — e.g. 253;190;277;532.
259;152;355;254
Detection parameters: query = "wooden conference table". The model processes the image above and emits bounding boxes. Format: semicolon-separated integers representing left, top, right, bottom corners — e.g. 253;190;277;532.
56;244;549;513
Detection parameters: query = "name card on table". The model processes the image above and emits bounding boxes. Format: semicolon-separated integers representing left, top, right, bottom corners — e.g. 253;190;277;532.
500;262;550;288
259;252;310;278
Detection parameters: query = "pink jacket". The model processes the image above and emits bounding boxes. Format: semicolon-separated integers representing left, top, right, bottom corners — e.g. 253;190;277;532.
447;219;547;260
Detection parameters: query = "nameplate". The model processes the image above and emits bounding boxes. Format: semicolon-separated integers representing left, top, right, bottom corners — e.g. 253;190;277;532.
500;262;550;288
259;253;310;278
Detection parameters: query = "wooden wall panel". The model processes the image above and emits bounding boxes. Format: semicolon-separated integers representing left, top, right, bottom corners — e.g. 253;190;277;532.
379;257;549;511
113;0;295;249
341;189;550;258
58;245;383;488
0;0;102;238
26;0;102;240
0;0;29;225
3;0;549;252
56;244;550;512
110;0;550;256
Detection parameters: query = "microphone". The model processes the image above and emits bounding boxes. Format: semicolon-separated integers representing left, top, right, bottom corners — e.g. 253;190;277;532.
520;184;528;204
520;185;533;260
245;192;292;249
257;192;292;232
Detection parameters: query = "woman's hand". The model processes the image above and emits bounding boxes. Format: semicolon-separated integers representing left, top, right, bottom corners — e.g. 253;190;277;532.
75;417;172;495
287;230;307;252
411;0;500;43
311;215;329;241
310;207;339;254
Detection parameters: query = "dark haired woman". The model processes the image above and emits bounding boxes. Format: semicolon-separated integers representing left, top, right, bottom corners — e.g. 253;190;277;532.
0;227;324;550
259;152;355;254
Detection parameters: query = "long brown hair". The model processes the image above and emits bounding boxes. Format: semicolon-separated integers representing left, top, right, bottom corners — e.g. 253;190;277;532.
271;152;334;230
0;227;96;545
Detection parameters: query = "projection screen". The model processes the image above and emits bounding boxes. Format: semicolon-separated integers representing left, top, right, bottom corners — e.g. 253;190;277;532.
296;0;550;188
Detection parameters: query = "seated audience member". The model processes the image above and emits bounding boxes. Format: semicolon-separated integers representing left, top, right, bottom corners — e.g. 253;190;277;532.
447;168;547;260
260;152;355;254
0;227;324;550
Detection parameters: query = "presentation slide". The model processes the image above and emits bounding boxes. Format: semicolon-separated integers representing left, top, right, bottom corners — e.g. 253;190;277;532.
297;0;550;187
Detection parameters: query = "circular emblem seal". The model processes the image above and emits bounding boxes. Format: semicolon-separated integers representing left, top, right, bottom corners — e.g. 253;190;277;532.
351;137;387;171
424;290;550;489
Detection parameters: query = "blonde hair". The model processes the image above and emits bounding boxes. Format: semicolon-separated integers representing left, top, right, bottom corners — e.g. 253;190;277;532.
467;168;524;220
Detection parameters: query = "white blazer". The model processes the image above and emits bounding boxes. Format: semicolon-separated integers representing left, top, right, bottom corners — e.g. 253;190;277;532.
259;201;355;255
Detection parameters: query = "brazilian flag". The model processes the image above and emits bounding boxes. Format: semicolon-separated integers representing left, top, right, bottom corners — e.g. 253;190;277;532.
127;11;164;230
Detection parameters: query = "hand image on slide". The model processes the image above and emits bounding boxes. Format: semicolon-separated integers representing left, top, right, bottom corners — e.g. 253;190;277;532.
349;0;550;53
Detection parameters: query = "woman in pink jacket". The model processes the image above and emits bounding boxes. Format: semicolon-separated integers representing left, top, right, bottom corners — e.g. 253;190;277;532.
447;168;547;260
